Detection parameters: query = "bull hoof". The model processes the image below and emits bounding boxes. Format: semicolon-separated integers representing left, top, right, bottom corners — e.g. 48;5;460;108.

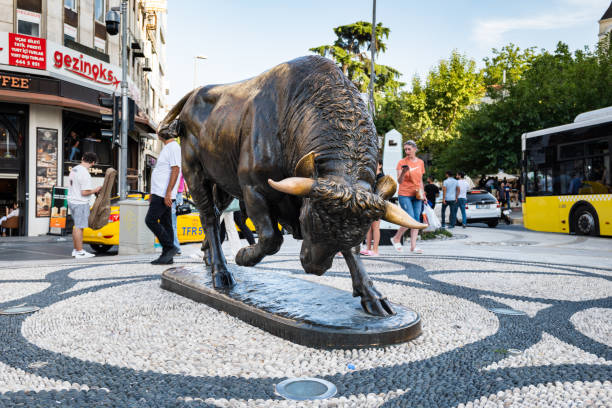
361;297;395;317
235;246;259;267
212;270;236;289
356;281;395;317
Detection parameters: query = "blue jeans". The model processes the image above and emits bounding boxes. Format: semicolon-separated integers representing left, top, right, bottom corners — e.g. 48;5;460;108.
398;195;423;223
69;147;79;161
441;200;458;227
171;192;183;251
456;197;467;226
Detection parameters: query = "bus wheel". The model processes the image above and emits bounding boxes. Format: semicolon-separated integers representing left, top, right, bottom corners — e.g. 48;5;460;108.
573;207;598;236
90;244;112;253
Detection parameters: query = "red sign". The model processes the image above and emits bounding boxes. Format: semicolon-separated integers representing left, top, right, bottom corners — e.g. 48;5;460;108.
8;33;46;70
52;49;120;88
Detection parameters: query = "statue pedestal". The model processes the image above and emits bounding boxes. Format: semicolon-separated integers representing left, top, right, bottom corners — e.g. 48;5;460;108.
161;265;421;348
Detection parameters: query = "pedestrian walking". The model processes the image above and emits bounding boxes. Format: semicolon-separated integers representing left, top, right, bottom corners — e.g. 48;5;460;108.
145;132;181;265
361;160;384;256
67;152;101;258
424;176;440;209
391;140;426;254
503;179;512;210
441;170;459;229
456;172;469;228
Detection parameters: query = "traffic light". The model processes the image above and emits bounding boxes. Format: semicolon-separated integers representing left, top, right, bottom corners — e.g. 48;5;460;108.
98;94;120;146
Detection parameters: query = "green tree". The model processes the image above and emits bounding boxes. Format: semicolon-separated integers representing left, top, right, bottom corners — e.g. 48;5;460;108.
482;43;537;97
374;51;484;153
310;21;403;94
437;41;612;175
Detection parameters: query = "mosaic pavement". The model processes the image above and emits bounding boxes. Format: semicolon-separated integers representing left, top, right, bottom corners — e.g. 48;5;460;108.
0;254;610;407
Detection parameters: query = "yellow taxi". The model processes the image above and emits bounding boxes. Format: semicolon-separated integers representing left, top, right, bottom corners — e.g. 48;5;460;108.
83;195;256;253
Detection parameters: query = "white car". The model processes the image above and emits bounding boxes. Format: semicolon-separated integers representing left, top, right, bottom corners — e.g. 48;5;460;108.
457;190;502;228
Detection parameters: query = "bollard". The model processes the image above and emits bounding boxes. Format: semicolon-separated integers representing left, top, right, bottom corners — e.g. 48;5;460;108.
118;199;155;255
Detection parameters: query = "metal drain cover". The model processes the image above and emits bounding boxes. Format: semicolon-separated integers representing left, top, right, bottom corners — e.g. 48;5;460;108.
488;308;526;316
275;377;337;400
0;306;40;315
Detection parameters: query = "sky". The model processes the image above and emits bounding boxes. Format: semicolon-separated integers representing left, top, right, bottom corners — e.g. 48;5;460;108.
165;0;610;105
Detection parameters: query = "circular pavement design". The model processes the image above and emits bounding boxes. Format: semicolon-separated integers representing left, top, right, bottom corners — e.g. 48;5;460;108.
0;256;610;407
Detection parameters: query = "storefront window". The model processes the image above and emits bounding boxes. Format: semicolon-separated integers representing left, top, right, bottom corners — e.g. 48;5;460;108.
63;112;113;167
0;126;17;159
0;114;23;162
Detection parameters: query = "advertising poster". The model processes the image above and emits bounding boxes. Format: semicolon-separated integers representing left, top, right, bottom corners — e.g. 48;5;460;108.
35;128;58;217
49;186;68;235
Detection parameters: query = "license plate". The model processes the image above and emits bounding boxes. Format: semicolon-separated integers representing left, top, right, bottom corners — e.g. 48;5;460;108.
476;204;489;209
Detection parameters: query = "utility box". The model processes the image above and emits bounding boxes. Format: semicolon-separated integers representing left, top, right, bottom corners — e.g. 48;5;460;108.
118;199;155;255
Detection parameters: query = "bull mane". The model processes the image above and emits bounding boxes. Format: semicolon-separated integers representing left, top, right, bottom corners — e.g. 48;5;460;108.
283;56;378;183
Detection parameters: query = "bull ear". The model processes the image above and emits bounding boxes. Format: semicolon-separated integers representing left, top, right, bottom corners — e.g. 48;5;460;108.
268;177;314;196
375;175;397;200
382;201;427;229
294;151;316;178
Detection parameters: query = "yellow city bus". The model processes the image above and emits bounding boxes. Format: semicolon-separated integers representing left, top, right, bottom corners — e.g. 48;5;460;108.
521;107;611;236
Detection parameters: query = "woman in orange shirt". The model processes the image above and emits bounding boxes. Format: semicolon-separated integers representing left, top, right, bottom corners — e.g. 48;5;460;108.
392;140;426;253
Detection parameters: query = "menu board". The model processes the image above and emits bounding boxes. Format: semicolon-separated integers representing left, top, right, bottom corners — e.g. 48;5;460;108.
35;128;58;217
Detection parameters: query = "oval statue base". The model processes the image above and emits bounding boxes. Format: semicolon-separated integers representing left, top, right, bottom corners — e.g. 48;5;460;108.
161;265;422;348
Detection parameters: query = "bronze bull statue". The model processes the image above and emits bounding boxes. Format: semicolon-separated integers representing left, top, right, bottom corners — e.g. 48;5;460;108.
159;56;425;316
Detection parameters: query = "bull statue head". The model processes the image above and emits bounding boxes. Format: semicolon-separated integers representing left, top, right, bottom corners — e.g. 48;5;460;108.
269;152;426;276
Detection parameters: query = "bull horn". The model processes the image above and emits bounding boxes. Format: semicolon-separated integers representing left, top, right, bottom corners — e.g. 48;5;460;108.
375;175;397;200
294;151;316;178
383;202;427;229
268;177;314;196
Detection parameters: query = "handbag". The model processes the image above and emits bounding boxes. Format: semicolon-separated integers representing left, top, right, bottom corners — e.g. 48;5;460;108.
415;188;424;201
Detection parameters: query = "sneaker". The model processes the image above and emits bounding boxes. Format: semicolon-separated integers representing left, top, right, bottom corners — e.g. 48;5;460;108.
71;249;77;257
74;250;95;259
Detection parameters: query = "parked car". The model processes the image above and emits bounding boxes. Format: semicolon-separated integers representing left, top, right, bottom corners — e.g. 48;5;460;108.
457;190;502;228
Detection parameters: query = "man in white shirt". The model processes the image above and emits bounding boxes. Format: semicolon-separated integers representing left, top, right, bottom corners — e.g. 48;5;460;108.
456;172;470;228
67;152;101;258
145;131;181;264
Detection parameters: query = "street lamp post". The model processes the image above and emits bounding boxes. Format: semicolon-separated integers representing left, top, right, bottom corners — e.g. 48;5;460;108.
193;55;208;89
119;0;129;200
105;0;129;200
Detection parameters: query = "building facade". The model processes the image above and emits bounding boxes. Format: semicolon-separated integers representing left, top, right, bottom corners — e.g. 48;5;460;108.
0;0;168;236
599;2;612;43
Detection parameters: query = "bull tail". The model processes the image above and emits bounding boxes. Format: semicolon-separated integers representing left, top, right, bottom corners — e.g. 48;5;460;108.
156;88;196;134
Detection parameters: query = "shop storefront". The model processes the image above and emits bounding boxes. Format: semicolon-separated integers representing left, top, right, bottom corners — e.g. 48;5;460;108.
0;32;157;236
